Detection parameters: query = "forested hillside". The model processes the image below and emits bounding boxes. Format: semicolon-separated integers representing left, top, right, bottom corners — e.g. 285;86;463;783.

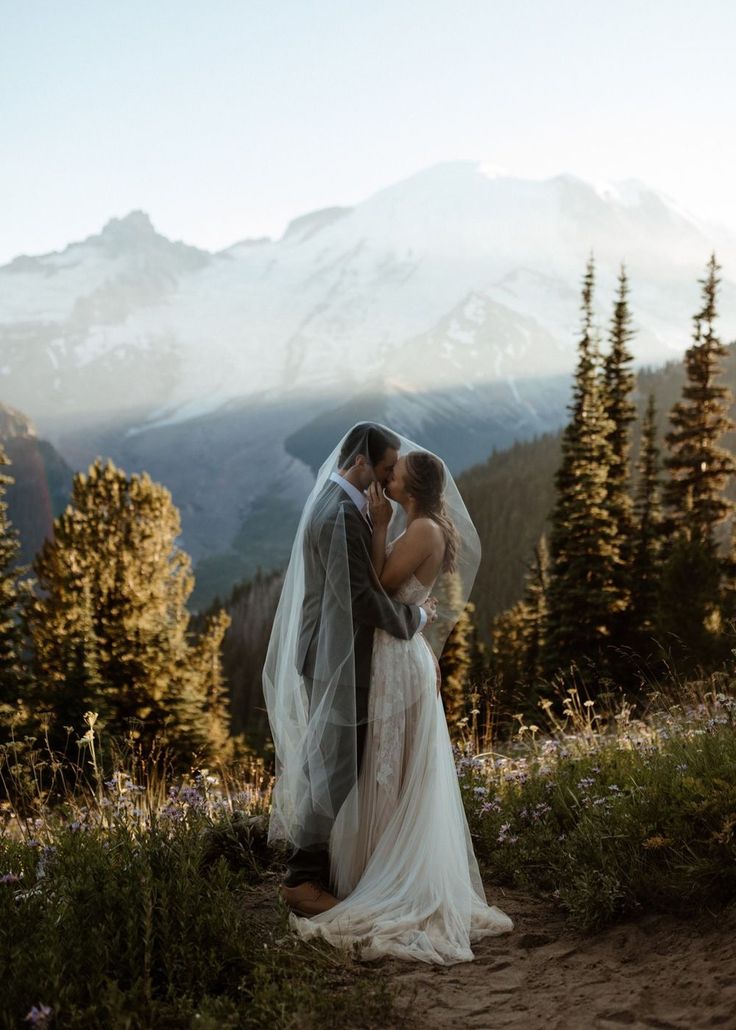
459;342;736;644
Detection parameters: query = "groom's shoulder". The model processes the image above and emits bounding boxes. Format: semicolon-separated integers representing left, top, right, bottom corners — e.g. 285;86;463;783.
308;482;344;527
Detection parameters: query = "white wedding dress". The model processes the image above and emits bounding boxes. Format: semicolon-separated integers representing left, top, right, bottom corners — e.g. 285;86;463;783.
289;549;514;964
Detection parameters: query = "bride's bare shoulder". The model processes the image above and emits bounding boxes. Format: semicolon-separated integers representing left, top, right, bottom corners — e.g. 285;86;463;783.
407;517;444;540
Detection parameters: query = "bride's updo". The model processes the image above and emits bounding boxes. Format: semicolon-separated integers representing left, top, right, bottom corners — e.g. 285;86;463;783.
404;451;459;573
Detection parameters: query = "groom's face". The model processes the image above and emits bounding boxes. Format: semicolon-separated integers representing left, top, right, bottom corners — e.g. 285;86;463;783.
372;446;399;488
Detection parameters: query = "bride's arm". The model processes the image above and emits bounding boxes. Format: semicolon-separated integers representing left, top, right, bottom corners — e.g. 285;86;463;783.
371;517;441;594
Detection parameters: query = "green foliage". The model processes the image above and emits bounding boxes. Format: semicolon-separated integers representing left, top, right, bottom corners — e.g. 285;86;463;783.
663;253;736;546
601;266;638;646
0;816;395;1029
192;568;284;749
544;256;624;678
489;534;549;711
655;254;736;668
480;253;736;701
0;443;30;709
459;689;736;930
460;432;562;642
25;458;232;769
437;573;474;734
630;393;664;643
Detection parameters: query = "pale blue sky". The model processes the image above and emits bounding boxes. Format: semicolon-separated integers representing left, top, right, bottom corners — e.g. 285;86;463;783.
2;0;736;263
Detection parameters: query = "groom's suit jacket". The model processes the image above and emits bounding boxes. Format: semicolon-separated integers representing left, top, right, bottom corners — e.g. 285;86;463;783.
297;480;422;709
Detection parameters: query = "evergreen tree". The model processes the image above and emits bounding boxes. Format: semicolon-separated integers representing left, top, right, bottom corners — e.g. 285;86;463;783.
517;533;549;681
487;533;549;716
601;265;637;631
630;393;664;641
657;254;736;670
438;573;474;736
185;608;232;759
720;520;736;634
662;253;736;546
489;601;527;708
0;443;29;713
543;256;623;681
27;458;232;765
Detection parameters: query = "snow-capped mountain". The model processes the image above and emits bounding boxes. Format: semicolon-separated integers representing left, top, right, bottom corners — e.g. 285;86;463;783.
4;161;736;605
5;161;735;436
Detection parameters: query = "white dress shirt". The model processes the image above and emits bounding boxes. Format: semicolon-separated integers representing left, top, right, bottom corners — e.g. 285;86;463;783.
329;471;427;630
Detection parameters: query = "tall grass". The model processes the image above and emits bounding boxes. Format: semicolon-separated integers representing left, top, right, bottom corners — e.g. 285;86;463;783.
0;713;396;1029
456;672;736;929
3;670;736;1025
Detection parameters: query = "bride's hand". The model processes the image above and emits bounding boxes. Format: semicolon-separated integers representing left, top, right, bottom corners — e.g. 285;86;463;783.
367;482;392;529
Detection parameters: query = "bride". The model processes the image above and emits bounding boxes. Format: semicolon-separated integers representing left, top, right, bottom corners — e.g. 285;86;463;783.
279;438;514;965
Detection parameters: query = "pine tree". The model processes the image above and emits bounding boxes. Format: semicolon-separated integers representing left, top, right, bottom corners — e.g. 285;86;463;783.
657;254;736;670
518;533;549;681
27;458;231;765
601;265;637;631
487;534;549;716
489;601;527;708
662;253;736;546
543;256;622;681
438;573;474;735
0;443;29;715
630;393;664;640
185;608;233;760
720;520;736;634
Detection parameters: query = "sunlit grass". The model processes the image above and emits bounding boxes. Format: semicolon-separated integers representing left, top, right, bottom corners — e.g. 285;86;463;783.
456;673;736;929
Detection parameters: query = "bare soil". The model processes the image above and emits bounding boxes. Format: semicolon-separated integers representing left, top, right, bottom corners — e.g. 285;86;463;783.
386;884;736;1030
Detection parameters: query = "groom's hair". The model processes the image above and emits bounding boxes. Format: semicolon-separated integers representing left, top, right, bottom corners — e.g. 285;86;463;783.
338;423;400;468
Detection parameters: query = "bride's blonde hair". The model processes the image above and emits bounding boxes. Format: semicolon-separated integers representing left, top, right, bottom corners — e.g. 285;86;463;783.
404;451;459;573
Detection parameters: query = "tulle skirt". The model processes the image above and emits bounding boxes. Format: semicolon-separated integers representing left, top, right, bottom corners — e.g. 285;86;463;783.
289;629;514;964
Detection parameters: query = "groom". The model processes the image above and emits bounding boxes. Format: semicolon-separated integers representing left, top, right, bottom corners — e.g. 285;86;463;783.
281;422;436;916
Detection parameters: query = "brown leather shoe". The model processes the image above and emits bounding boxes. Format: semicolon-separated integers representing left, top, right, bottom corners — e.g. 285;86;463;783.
280;880;339;917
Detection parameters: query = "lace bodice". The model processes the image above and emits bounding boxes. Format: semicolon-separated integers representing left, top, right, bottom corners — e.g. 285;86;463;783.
393;572;431;605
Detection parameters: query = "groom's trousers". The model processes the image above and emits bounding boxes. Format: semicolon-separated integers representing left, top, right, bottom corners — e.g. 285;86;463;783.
284;675;369;890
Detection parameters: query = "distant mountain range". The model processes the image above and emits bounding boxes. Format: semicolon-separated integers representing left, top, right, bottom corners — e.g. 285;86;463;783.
3;161;735;606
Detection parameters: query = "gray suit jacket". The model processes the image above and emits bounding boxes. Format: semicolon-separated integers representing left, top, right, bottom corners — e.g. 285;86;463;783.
296;481;421;706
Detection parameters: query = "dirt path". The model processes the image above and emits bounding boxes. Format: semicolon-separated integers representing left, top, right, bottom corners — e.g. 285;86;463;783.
385;884;736;1030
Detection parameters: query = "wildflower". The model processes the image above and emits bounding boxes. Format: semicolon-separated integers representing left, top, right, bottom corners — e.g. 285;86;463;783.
473;786;489;797
642;835;672;849
576;777;595;790
480;800;501;816
24;1004;52;1026
497;821;516;844
1;872;21;884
